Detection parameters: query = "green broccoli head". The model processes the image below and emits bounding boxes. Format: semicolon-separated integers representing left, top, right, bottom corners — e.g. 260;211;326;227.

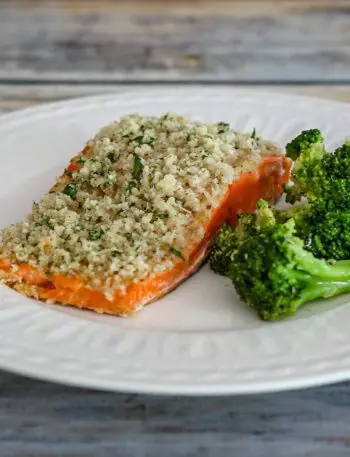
286;128;324;161
285;134;350;210
235;200;276;239
210;200;276;276
296;206;350;261
320;142;350;211
285;129;326;204
273;200;350;262
209;224;237;276
228;219;350;321
279;140;350;260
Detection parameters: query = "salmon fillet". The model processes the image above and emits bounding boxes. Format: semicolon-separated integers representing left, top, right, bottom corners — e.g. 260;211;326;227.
0;114;291;316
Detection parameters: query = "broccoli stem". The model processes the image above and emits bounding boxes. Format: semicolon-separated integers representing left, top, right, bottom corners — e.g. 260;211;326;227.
310;262;350;281
264;280;350;321
290;242;350;281
298;281;350;307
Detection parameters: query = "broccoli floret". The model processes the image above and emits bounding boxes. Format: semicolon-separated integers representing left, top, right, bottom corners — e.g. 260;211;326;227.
284;129;326;204
210;200;276;275
286;128;324;161
253;199;277;230
285;135;350;210
272;201;350;261
235;200;277;238
320;143;350;211
229;219;350;321
280;139;350;259
295;206;350;260
210;224;237;276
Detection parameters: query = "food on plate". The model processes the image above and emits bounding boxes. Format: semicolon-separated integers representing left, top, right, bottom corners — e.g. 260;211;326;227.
283;128;325;204
0;114;291;316
283;131;350;260
222;216;350;321
211;129;350;320
210;199;276;276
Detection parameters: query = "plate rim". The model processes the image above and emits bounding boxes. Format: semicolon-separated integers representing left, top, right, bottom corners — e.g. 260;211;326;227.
1;87;350;395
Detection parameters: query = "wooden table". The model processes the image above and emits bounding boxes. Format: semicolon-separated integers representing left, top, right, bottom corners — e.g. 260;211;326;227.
1;1;350;456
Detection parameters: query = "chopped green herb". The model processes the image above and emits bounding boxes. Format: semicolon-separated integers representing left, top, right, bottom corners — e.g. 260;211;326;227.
132;135;155;146
126;179;136;194
158;213;169;219
132;155;143;180
89;228;104;241
175;197;184;206
64;168;73;177
34;222;41;227
77;157;85;165
170;247;185;261
133;136;144;145
251;128;257;139
107;151;117;163
62;183;77;199
217;122;230;134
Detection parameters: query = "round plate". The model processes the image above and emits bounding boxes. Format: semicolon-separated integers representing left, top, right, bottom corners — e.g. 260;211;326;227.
1;88;350;395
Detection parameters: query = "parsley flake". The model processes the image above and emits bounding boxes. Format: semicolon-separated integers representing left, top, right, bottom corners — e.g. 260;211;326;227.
217;122;230;134
89;229;104;241
62;183;77;199
133;136;144;145
107;151;117;163
170;247;185;261
132;155;143;180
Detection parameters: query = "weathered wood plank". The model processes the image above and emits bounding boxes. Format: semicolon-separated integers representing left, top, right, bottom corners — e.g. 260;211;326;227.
1;369;350;457
4;0;350;15
1;1;350;82
0;83;350;115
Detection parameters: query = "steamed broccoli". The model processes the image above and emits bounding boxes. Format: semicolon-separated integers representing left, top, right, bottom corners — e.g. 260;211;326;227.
282;137;350;259
229;219;350;321
210;130;350;321
210;224;237;276
319;142;350;211
286;128;324;161
285;131;350;211
210;200;276;275
275;203;350;261
284;129;326;204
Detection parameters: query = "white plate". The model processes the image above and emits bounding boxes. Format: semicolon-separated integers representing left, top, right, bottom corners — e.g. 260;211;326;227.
1;88;350;395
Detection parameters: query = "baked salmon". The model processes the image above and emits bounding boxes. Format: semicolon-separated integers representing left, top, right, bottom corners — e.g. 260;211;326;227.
0;114;291;316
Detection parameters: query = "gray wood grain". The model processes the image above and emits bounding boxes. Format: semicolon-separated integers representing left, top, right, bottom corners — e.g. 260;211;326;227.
1;370;350;457
1;0;350;82
1;83;350;115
